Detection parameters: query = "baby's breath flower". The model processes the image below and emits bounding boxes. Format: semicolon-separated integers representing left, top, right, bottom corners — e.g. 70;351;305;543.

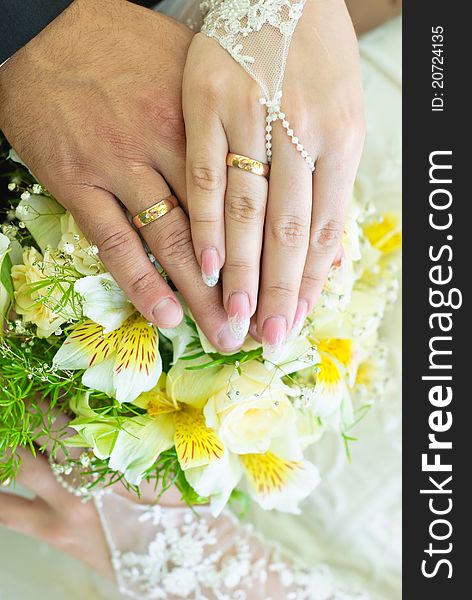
86;244;99;256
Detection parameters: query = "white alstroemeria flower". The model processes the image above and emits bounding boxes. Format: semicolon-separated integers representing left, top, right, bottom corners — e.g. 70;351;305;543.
15;194;65;253
53;273;161;403
160;318;197;364
108;415;175;485
184;451;243;516
263;335;320;374
74;273;134;333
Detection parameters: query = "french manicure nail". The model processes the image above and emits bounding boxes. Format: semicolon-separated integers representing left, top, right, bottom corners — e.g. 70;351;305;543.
262;316;287;362
228;292;250;340
217;322;242;352
153;297;183;328
201;247;220;287
290;299;308;339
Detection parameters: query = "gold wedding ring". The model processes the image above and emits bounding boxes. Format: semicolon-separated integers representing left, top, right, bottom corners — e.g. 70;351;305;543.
226;152;270;178
132;195;178;229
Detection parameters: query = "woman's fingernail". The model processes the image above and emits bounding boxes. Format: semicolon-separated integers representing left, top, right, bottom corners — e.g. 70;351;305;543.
228;292;250;340
262;316;287;362
153;297;183;328
201;247;220;287
290;299;308;339
217;322;242;352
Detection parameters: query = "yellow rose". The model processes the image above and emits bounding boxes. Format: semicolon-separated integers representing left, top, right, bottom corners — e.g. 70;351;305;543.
204;362;298;456
11;247;72;337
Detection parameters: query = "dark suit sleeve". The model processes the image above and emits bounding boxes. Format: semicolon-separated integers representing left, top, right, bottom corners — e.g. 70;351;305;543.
0;0;74;65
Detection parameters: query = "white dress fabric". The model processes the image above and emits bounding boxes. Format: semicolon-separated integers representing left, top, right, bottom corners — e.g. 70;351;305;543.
0;9;401;600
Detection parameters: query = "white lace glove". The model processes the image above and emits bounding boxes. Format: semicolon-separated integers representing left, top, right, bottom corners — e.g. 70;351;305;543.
183;0;365;361
201;0;314;169
97;492;370;600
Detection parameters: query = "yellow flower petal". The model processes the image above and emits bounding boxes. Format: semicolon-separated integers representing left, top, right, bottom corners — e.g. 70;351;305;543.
113;314;162;404
174;407;224;470
241;452;320;513
317;353;343;386
241;452;299;495
317;339;354;370
363;213;402;254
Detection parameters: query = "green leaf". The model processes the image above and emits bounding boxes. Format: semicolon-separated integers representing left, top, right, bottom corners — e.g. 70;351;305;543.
1;252;13;298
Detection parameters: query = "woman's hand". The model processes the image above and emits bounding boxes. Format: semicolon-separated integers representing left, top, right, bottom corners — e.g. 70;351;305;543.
0;449;114;578
183;0;365;357
0;401;187;577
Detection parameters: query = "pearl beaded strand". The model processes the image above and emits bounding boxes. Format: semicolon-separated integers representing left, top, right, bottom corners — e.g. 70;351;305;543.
259;92;315;171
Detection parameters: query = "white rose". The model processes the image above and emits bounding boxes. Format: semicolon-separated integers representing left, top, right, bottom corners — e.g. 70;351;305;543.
204;363;298;456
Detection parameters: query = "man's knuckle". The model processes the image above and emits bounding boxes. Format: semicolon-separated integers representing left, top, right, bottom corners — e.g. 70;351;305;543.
160;225;195;265
98;228;136;258
271;215;309;247
190;164;223;192
141;94;185;150
95;123;145;163
130;270;159;297
226;194;264;224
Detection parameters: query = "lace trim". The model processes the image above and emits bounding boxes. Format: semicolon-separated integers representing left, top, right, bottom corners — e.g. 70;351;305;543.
201;0;316;171
101;500;369;600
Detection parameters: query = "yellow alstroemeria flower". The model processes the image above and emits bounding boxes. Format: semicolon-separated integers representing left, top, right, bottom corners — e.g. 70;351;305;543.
297;335;358;430
363;213;402;255
185;446;320;516
53;273;161;403
134;379;224;470
70;373;226;486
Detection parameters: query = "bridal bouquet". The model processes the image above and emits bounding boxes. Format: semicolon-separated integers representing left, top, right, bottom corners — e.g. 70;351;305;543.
0;142;401;516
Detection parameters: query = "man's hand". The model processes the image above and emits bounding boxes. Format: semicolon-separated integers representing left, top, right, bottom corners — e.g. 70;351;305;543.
0;0;241;352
